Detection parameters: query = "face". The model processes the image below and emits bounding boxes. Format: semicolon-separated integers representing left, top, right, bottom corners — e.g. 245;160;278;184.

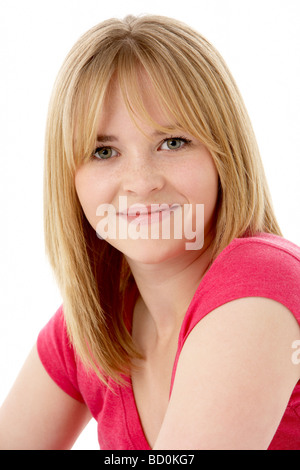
75;78;219;265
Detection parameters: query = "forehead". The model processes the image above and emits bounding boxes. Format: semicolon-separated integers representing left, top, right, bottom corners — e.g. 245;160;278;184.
96;74;180;137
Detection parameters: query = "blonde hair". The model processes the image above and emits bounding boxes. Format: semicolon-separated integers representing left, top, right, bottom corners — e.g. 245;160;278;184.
44;14;282;384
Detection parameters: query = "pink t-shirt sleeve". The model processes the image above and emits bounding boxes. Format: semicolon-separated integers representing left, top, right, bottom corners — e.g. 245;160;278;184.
37;305;84;403
186;237;299;336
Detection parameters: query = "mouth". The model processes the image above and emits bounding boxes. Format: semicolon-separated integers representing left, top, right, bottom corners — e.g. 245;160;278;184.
117;203;181;222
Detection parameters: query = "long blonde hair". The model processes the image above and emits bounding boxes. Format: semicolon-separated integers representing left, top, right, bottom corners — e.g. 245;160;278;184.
44;14;282;384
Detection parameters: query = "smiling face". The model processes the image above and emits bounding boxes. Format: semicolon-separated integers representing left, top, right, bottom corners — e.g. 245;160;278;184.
75;77;219;264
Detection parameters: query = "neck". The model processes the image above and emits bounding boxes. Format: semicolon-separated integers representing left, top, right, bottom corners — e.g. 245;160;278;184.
125;234;214;343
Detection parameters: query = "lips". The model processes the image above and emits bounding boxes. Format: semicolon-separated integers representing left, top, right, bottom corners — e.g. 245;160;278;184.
117;204;180;217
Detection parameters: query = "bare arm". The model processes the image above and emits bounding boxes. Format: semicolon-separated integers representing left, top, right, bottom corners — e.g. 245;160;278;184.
0;344;91;450
154;297;300;450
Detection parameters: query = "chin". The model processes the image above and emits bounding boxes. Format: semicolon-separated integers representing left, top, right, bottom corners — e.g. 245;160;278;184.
107;237;191;265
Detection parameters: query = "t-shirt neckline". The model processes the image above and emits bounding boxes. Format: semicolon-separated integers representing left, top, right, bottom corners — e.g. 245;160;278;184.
119;239;231;450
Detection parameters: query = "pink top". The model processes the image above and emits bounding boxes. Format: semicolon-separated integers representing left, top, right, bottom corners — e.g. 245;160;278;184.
37;232;300;450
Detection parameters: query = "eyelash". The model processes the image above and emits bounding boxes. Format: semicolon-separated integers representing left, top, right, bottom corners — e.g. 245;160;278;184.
91;136;192;161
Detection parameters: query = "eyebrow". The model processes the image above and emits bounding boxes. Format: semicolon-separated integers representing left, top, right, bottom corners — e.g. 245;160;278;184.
151;128;178;136
96;135;118;143
96;128;179;143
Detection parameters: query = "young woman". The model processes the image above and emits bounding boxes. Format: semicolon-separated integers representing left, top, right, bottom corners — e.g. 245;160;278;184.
0;14;299;450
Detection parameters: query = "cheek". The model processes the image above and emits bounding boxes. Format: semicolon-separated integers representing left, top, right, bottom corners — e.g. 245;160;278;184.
74;168;112;230
185;159;219;227
185;160;219;204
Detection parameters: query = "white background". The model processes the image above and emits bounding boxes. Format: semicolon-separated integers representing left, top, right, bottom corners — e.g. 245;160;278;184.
0;0;299;450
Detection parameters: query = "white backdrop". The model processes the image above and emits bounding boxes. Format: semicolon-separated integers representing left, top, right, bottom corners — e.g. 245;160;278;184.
0;0;299;450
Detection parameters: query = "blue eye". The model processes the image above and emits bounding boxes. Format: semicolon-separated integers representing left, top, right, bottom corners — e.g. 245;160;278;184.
92;147;118;160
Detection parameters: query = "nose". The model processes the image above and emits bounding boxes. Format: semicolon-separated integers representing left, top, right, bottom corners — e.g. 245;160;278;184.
121;157;165;197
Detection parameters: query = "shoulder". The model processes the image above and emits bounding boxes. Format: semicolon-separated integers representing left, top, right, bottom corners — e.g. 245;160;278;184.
37;305;109;419
214;232;300;307
37;305;85;403
212;232;300;318
219;231;300;271
209;232;300;288
180;233;300;345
